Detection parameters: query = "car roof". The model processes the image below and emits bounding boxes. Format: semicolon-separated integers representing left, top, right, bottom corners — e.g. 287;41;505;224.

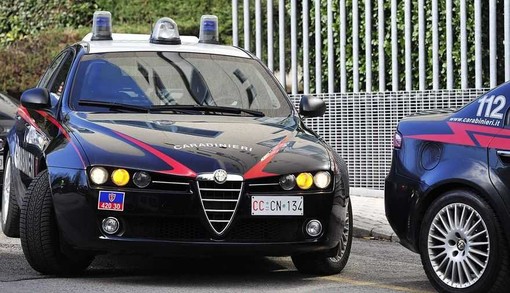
80;33;251;58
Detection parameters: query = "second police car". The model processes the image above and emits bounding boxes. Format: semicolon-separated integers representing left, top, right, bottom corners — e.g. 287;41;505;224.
1;12;353;275
386;83;510;292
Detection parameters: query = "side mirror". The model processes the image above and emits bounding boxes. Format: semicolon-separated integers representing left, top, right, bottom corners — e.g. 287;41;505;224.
299;95;326;118
21;88;50;110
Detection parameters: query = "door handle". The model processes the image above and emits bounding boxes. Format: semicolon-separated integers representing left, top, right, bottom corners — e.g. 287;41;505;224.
497;150;510;157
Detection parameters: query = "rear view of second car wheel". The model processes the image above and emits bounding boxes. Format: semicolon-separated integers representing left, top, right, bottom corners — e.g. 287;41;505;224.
419;189;510;293
20;170;94;275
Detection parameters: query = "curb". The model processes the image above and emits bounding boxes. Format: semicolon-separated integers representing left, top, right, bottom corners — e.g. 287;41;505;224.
352;226;400;243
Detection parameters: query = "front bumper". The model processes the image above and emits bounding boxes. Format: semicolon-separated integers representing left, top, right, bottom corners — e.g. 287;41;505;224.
77;237;336;257
50;168;342;256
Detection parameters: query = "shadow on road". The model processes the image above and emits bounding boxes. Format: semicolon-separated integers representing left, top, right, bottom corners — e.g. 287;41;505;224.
84;254;312;285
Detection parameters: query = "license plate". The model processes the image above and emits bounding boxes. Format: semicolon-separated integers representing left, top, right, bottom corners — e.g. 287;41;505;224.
251;196;303;216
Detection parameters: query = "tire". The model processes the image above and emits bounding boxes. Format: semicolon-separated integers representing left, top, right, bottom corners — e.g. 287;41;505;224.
1;155;20;237
20;170;93;275
292;197;353;275
419;189;510;293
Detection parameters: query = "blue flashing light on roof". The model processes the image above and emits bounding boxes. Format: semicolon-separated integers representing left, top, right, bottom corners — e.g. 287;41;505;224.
150;17;181;45
199;15;219;44
91;11;113;41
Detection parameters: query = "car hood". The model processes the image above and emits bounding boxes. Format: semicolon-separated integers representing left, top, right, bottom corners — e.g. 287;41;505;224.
67;112;332;179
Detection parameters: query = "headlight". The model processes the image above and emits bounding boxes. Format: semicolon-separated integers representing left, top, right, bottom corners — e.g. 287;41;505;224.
279;174;296;190
133;171;151;188
25;126;49;150
111;169;130;186
313;171;331;189
90;167;108;185
296;172;313;190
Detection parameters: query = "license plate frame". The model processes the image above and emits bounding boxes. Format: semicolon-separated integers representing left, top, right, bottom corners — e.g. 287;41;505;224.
251;196;303;216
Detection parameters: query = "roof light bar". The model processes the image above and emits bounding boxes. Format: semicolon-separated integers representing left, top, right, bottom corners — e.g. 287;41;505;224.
199;15;219;44
91;11;113;41
150;17;181;45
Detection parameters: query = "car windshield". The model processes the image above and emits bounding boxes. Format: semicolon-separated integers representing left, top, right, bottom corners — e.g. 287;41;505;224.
70;52;293;117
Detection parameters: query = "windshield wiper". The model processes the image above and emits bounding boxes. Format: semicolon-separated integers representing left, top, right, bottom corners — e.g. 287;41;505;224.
150;105;265;117
78;100;149;113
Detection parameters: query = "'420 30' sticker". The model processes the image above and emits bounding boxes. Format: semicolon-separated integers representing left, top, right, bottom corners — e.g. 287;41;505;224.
98;191;125;211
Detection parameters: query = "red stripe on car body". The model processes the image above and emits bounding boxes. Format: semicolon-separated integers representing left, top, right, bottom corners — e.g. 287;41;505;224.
113;131;197;178
243;136;290;180
406;122;510;149
487;136;510;150
36;110;86;168
17;106;41;131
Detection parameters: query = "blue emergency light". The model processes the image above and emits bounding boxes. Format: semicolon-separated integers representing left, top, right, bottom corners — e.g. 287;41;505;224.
199;15;219;44
91;11;112;41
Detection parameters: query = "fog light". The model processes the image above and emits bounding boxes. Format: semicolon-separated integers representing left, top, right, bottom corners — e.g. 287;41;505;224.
296;172;313;190
102;217;120;234
306;219;322;237
133;171;151;188
279;174;296;190
90;167;108;185
111;169;129;186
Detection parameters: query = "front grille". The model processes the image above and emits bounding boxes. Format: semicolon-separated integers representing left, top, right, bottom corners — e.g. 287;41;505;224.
247;176;282;193
198;180;242;235
125;217;208;240
150;173;191;193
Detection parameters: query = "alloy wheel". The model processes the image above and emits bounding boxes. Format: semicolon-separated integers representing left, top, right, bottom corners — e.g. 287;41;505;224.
427;202;490;289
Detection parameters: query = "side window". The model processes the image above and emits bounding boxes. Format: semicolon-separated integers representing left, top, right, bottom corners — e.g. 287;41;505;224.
38;52;68;88
49;52;74;97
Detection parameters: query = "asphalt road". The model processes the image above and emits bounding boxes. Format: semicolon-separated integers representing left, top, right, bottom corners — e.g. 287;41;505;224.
0;233;435;293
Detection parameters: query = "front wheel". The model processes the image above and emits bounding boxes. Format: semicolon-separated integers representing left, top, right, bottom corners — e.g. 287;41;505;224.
292;198;353;275
20;170;94;275
419;190;510;293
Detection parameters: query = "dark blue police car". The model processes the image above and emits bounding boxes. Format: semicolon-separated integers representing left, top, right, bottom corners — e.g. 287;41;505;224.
1;12;352;275
386;83;510;292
